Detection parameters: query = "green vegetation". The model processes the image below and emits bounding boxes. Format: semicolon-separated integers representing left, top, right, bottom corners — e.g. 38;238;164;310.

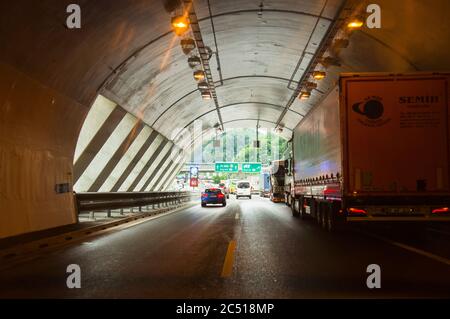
212;173;228;184
199;128;288;165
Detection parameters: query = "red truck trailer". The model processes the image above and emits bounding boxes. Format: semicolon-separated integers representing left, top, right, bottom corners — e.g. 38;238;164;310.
290;73;450;231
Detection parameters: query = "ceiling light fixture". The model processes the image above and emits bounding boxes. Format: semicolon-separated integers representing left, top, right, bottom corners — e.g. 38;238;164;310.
193;70;205;81
213;123;223;134
201;90;212;100
275;126;284;134
188;56;201;68
347;18;364;29
198;81;209;90
180;38;196;55
305;82;318;90
312;71;326;80
319;56;341;68
171;15;190;36
299;91;311;100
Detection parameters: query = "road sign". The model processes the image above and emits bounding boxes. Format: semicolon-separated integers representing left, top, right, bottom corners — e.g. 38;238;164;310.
190;178;198;187
190;166;199;177
241;163;262;173
215;162;238;173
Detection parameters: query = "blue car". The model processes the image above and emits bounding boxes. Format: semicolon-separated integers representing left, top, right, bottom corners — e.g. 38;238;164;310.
201;188;227;207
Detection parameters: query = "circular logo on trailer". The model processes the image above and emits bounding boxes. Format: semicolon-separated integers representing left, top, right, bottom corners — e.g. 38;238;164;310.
352;96;390;127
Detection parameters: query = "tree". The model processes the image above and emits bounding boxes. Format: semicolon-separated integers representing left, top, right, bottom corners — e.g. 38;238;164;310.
212;174;227;184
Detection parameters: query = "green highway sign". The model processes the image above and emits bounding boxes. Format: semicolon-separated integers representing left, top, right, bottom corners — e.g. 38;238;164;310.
241;163;262;173
215;162;239;173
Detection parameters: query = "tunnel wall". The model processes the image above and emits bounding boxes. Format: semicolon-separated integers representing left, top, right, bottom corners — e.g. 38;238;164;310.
73;94;186;193
0;62;82;238
0;0;172;239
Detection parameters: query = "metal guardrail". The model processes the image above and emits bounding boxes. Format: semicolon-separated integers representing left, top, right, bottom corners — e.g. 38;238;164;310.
75;192;194;214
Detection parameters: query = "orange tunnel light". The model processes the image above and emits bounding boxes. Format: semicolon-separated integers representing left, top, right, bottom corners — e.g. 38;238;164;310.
194;70;206;81
312;71;326;80
171;15;190;36
347;19;364;29
299;91;311;100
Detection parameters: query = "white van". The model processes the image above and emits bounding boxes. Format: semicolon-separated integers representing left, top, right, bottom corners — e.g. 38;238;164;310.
236;181;252;199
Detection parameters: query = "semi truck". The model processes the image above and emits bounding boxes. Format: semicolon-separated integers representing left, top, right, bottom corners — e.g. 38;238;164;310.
283;140;294;206
290;73;450;231
270;160;285;202
259;167;271;198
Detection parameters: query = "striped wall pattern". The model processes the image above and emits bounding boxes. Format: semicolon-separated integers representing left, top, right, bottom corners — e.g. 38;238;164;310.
73;95;187;192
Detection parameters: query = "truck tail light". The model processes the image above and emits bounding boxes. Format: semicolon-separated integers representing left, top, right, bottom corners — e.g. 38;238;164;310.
432;207;449;214
348;207;367;215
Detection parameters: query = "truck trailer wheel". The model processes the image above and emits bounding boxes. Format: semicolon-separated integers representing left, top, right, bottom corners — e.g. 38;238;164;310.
285;194;291;207
291;199;300;217
299;197;307;219
326;209;335;232
316;202;324;227
321;206;328;230
315;202;322;226
326;203;343;232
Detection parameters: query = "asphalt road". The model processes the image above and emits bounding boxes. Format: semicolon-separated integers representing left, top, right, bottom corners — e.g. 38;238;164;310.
0;196;449;298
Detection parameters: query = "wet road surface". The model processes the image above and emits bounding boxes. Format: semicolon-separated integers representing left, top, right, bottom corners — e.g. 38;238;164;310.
0;196;449;298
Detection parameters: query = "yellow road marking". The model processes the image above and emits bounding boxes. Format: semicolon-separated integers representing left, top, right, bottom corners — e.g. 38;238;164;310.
221;240;237;277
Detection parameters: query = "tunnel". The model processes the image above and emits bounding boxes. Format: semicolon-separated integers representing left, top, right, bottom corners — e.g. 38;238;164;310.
1;0;450;301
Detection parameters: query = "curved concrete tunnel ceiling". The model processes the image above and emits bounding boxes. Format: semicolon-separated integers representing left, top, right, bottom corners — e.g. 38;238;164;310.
100;0;450;145
101;0;344;142
1;0;450;238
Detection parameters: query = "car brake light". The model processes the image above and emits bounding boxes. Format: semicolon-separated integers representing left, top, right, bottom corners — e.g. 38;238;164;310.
202;194;208;198
432;207;449;214
217;193;224;198
348;207;367;215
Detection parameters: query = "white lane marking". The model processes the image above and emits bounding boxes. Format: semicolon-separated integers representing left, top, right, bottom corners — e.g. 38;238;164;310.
235;213;240;220
359;230;450;267
427;228;450;236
